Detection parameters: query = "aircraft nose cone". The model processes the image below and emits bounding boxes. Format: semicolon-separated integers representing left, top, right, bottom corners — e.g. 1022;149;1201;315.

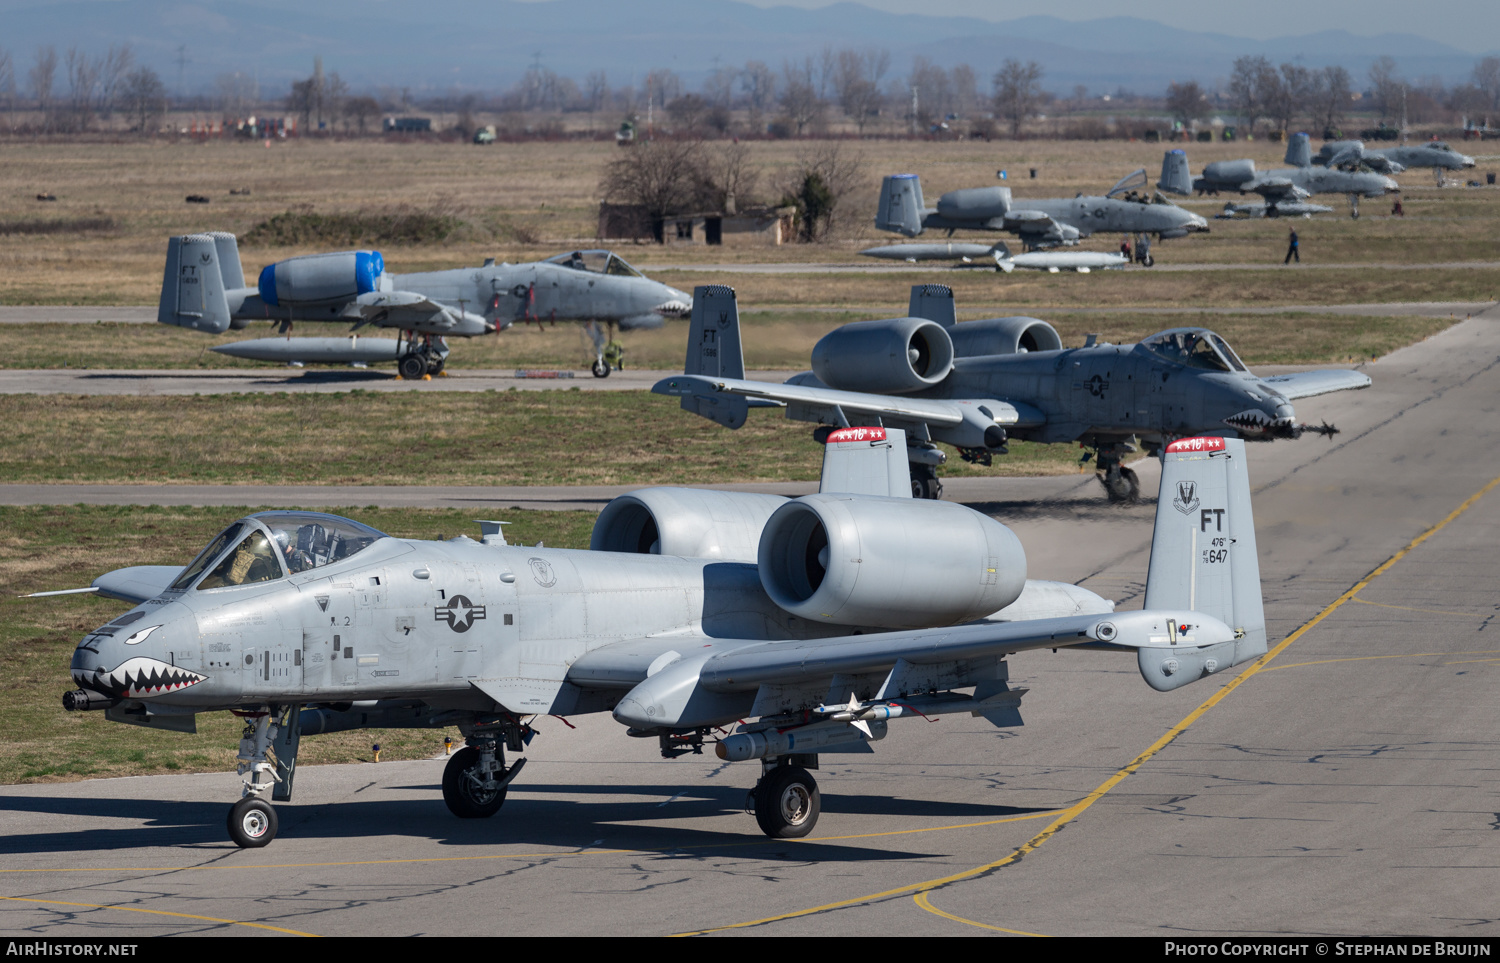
654;287;693;318
71;614;206;700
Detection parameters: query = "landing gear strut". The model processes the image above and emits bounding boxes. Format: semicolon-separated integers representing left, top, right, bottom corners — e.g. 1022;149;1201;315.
909;462;943;500
1089;442;1141;503
397;332;450;379
228;709;283;848
748;758;821;838
442;724;529;819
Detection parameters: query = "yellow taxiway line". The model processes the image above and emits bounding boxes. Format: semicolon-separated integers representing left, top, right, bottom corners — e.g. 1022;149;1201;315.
674;470;1500;937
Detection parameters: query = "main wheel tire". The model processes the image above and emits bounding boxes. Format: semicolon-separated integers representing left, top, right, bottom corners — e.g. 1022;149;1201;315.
1120;466;1141;501
427;356;446;375
398;353;427;380
753;766;820;838
227;796;278;848
1100;467;1135;503
591;359;610;378
442;746;507;819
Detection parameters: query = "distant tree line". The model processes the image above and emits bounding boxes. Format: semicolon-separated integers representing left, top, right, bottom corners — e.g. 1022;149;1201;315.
4;39;1500;139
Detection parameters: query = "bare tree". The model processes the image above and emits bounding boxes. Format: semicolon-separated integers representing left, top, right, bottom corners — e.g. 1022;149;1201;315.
121;66;166;133
702;141;760;213
585;70;609;113
1472;56;1500;113
1165;80;1207;128
779;57;823;135
1267;63;1312;132
30;46;57;128
834;48;889;134
703;64;737;109
326;71;348;129
0;48;13;128
600;139;708;225
950;64;979;118
345;95;379;134
93;45;131;119
780;143;863;241
1227;55;1274;133
1311;65;1353;133
992;58;1043;138
63;47;101;130
1368;55;1403;123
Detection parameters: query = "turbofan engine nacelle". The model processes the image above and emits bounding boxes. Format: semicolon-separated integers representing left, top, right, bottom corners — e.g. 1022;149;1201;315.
947;317;1062;358
1202;158;1256;187
591;488;789;562
757;494;1026;629
936;186;1012;221
258;250;385;307
811;318;954;394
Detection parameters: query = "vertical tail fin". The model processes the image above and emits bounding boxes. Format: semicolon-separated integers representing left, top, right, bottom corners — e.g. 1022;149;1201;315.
679;284;748;428
1284;131;1312;167
819;427;910;498
1139;437;1266;691
1159;149;1193;195
875;174;926;237
907;284;956;327
204;231;246;289
158;234;232;333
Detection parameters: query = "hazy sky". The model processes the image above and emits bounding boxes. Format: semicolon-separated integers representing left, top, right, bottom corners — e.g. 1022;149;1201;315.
722;0;1498;54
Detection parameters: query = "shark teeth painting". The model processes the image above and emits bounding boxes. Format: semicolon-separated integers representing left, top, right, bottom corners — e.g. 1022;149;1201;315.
75;657;208;698
1223;408;1292;436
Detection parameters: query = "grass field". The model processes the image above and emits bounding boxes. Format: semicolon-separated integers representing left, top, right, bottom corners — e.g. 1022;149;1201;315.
0;311;1457;371
0;505;596;785
1;138;1497;307
0;390;1087;485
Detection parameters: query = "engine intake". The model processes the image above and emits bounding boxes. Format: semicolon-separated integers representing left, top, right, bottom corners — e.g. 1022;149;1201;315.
811;318;954;394
947;317;1062;357
258;250;384;307
758;494;1026;629
592;488;788;562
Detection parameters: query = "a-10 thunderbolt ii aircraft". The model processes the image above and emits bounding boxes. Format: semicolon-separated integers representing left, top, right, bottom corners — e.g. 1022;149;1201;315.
159;234;692;377
1313;138;1476;186
1160;133;1400;219
48;424;1266;847
875;167;1208;256
860;239;1128;273
656;284;1370;501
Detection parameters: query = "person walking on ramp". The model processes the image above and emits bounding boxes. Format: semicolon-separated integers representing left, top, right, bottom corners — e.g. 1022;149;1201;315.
1283;228;1300;264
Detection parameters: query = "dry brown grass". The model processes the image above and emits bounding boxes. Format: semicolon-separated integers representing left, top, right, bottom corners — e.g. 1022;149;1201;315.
1;139;1497;306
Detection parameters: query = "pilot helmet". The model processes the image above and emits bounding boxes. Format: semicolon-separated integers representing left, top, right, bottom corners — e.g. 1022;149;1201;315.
270;529;291;553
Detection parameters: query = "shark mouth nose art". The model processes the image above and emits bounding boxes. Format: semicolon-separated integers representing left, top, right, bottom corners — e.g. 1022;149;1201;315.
654;299;692;317
1223;408;1293;436
75;657;207;698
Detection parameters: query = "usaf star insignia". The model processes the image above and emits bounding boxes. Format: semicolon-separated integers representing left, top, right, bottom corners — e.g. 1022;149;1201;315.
435;594;487;633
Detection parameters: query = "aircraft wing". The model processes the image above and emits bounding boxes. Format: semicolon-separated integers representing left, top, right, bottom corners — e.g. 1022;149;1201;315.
95;566;182;604
343;290;489;334
1258;369;1372;400
652;374;1046;429
1248;178;1307;202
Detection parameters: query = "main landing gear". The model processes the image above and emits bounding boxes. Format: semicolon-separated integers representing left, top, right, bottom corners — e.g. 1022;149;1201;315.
747;757;821;838
441;721;530;820
397;332;449;380
1086;441;1141;503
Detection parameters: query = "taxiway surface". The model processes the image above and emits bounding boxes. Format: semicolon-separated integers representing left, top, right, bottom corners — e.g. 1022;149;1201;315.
2;314;1498;937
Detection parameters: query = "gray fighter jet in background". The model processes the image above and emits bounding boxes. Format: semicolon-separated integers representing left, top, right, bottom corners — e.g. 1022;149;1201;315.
46;426;1265;846
875;168;1208;257
1160;133;1399;219
1314;139;1476;186
657;284;1370;501
159;234;691;377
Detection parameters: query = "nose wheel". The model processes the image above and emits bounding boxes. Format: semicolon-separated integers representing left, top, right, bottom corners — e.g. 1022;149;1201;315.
228;796;278;848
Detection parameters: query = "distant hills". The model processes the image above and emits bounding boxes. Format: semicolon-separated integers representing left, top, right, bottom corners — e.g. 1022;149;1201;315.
1;0;1491;97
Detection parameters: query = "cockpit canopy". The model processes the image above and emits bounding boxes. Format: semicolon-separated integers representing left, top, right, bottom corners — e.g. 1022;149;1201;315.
544;249;644;278
169;512;387;591
1140;328;1248;373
